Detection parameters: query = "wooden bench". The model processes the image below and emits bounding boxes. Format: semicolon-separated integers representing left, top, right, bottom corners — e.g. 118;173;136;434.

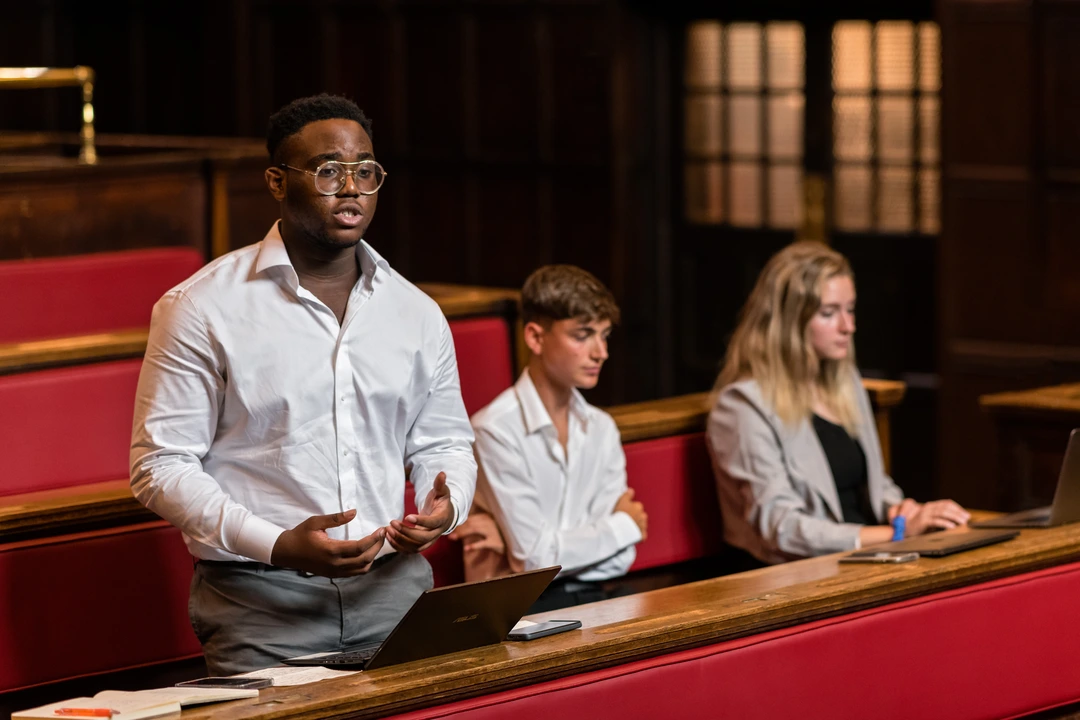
171;520;1080;720
0;282;518;692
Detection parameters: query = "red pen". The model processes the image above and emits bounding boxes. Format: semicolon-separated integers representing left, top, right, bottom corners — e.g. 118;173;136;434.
55;709;116;717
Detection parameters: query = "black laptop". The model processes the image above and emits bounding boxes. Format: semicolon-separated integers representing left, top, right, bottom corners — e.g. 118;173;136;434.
867;528;1019;557
283;565;560;671
972;428;1080;529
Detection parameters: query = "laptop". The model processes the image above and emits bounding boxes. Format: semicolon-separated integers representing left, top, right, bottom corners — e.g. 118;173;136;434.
866;528;1019;557
282;565;560;671
971;428;1080;529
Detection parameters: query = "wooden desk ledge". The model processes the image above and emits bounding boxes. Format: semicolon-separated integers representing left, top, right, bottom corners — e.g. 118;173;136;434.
0;328;149;374
0;285;517;375
609;379;906;445
0;380;907;541
0;480;155;541
980;382;1080;416
179;519;1080;720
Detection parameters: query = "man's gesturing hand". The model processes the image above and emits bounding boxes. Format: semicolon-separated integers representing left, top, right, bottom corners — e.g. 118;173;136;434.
271;509;385;577
388;472;455;554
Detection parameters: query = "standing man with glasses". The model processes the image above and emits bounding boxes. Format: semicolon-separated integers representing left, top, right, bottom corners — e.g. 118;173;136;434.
130;94;476;674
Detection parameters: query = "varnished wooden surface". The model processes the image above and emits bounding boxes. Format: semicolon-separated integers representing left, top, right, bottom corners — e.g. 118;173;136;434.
609;379;907;445
178;519;1080;720
0;381;906;541
980;382;1080;417
0;480;156;541
0;329;148;374
416;283;519;318
0;286;516;374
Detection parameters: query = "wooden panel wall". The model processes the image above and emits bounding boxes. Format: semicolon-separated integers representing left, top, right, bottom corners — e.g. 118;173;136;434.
939;0;1080;509
0;0;666;405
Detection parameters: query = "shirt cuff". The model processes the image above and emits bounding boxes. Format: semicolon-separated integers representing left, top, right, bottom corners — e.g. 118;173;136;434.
234;514;287;565
609;510;643;549
838;522;863;552
443;497;463;535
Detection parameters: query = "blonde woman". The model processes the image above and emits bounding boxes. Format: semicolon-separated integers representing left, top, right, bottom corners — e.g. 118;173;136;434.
707;242;969;565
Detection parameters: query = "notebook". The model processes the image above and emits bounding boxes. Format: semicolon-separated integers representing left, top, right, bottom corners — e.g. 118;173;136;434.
972;428;1080;529
13;687;259;719
865;528;1020;557
283;565;560;670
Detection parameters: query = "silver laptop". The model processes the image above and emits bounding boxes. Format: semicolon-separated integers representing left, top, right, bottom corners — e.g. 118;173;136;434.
971;428;1080;529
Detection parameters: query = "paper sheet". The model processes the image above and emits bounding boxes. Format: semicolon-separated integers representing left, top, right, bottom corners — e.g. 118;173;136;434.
235;665;359;686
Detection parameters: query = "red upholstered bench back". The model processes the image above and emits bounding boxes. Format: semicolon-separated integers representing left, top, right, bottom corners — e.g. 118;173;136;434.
447;317;515;417
0;247;205;343
0;359;142;496
624;432;724;572
0;522;200;693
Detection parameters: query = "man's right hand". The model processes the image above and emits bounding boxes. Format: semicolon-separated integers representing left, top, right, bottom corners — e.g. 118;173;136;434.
614;489;648;539
270;509;385;577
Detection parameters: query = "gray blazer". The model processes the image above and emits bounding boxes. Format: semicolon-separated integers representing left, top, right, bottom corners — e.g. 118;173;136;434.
706;371;904;564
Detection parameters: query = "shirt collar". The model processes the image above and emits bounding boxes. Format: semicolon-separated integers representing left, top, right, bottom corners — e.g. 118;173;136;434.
514;369;590;435
254;221;391;291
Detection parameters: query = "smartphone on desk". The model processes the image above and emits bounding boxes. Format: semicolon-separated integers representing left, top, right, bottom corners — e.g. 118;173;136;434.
839;551;919;564
507;619;582;641
175;677;273;689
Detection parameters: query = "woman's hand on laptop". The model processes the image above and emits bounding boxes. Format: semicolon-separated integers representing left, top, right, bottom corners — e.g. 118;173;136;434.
271;509;386;577
388;472;455;554
889;499;971;536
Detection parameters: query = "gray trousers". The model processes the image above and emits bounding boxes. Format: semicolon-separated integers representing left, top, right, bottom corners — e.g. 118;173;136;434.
189;552;432;675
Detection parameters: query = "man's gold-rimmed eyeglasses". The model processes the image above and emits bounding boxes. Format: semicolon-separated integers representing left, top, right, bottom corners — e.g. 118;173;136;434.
278;159;387;196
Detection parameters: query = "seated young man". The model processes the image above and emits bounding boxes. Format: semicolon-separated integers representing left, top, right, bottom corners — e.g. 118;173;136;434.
456;264;647;613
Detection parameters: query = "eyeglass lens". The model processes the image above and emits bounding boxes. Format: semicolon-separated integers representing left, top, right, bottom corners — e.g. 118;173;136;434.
314;161;385;195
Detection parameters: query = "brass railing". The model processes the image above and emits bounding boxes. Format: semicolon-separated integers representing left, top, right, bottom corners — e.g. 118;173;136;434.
0;66;97;164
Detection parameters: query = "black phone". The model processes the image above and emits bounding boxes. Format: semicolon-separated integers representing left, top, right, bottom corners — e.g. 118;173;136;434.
507;619;582;641
175;677;273;689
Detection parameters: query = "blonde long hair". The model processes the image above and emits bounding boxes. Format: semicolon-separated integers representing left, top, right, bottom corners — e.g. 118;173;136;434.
716;241;860;433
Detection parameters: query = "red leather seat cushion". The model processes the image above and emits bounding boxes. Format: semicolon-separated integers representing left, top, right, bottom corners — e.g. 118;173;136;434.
389;561;1080;720
0;523;200;692
0;359;142;496
447;317;514;417
0;248;204;343
624;433;723;571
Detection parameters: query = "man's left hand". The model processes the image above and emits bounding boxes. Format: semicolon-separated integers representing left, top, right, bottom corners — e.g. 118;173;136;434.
387;471;455;553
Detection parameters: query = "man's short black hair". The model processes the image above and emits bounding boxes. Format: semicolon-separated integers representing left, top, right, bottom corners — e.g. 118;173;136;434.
266;93;373;163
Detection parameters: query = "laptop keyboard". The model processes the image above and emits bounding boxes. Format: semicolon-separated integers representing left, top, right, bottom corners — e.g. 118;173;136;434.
322;647;378;666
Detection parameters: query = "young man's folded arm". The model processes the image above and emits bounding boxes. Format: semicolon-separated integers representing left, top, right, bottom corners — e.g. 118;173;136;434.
475;425;636;576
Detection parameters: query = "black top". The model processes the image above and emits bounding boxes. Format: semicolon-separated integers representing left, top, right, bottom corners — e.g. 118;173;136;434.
812;414;874;525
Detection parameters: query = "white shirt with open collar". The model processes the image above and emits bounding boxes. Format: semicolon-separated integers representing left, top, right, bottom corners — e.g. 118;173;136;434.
471;369;641;581
131;222;476;564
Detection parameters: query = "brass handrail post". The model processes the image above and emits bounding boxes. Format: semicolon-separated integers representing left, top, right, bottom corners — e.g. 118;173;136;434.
0;66;98;164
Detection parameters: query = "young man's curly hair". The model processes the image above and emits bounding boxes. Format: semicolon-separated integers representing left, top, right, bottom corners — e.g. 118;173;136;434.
266;93;372;163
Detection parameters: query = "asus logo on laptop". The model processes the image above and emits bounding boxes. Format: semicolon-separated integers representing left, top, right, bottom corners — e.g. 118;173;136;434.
453;614;479;623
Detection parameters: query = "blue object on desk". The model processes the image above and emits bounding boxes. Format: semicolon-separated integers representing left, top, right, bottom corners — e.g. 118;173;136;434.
891;516;906;542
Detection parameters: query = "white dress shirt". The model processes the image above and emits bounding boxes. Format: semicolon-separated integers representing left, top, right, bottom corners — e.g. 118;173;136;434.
471;370;641;581
130;223;476;564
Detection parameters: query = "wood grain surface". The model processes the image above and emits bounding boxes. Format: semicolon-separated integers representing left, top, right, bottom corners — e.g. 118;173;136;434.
177;518;1080;720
